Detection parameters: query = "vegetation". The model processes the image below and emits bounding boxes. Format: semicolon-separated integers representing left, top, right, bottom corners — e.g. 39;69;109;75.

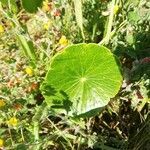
0;0;149;149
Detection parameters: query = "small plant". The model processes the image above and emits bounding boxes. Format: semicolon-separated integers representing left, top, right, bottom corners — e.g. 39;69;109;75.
0;0;149;149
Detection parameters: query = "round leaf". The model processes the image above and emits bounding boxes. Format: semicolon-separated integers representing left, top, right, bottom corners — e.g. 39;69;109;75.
41;43;122;115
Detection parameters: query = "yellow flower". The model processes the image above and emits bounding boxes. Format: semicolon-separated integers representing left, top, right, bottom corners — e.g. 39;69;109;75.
0;25;4;33
0;139;4;147
43;21;52;30
0;99;6;108
7;117;18;127
59;36;68;46
114;5;119;14
25;67;34;76
42;0;52;12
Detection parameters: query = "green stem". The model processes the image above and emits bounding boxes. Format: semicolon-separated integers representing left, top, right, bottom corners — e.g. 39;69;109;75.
21;127;25;142
99;0;116;45
91;23;97;42
33;121;39;141
8;128;14;146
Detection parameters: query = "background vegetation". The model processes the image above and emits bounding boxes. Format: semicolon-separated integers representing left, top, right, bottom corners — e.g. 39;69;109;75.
0;0;149;149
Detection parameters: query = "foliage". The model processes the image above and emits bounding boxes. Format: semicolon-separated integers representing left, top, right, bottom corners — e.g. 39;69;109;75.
0;0;149;149
22;0;43;13
41;43;122;116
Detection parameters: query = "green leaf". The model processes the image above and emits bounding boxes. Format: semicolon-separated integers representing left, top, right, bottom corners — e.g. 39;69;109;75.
17;34;37;66
128;11;140;24
41;43;122;116
128;0;140;6
0;0;18;13
16;144;27;150
0;0;7;5
21;0;43;13
126;33;134;45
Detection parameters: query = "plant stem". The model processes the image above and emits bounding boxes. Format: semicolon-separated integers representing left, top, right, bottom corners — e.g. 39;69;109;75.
34;121;39;141
99;0;116;45
21;127;25;142
8;128;14;146
92;23;97;42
